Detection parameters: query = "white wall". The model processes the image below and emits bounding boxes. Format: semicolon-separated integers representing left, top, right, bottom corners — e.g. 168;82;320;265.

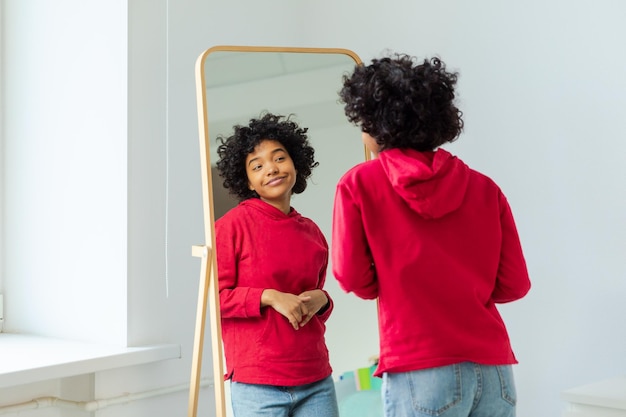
1;0;625;417
0;1;4;301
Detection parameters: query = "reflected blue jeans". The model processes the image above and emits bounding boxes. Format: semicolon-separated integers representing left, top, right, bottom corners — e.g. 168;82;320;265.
382;363;516;417
230;376;339;417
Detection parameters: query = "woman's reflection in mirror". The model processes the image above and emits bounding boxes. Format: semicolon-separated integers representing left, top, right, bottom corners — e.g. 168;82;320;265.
332;53;532;417
215;112;340;417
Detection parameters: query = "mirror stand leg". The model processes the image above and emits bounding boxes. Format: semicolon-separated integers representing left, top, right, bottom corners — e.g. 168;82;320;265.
188;245;226;417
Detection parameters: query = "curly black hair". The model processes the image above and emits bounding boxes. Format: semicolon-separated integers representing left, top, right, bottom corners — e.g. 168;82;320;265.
339;53;464;152
215;112;319;202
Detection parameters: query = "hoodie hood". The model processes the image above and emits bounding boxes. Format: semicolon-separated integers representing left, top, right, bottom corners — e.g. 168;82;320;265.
378;148;470;219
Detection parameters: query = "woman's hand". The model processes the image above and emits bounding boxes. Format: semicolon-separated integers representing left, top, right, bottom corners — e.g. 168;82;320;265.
261;289;312;330
297;290;328;327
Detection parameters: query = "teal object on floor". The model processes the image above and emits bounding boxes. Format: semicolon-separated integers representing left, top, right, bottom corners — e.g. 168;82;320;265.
336;364;383;417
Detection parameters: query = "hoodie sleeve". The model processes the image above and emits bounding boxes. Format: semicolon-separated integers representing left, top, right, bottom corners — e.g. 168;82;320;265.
215;217;264;318
316;290;334;322
314;232;334;322
331;180;379;300
492;192;531;303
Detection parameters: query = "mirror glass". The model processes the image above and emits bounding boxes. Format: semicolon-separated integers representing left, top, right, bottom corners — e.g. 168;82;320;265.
191;46;379;417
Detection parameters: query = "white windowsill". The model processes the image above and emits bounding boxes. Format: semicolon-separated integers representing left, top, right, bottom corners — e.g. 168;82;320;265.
561;376;626;411
0;333;181;388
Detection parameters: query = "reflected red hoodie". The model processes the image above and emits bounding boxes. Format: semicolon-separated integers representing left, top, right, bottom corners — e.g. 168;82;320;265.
216;198;333;386
332;148;530;376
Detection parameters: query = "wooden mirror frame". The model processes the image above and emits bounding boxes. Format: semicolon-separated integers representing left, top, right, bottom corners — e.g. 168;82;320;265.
188;45;365;417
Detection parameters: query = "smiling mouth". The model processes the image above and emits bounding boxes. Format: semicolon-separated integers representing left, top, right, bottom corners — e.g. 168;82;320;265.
265;176;286;186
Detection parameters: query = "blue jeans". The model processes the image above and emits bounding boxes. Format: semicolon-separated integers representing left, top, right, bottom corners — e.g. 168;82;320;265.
230;376;339;417
382;363;516;417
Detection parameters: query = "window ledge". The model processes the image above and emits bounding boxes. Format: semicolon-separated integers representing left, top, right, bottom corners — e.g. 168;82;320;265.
0;333;181;388
561;376;626;411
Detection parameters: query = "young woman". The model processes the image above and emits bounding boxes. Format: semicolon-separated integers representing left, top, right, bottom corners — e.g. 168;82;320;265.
215;112;339;417
332;54;531;417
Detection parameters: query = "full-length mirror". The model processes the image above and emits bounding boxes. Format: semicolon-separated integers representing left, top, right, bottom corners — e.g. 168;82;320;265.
189;46;379;417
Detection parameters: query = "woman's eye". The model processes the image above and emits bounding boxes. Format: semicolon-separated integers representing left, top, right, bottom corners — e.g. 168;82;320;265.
275;156;285;162
252;164;262;171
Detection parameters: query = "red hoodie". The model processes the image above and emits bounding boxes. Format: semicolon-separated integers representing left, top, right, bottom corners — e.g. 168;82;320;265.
216;198;333;386
332;148;530;376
